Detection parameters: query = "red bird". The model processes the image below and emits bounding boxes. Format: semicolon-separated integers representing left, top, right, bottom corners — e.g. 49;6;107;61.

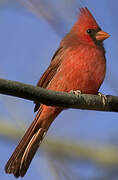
5;7;109;177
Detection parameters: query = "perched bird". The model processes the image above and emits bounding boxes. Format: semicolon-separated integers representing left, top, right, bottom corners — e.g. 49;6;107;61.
5;7;109;177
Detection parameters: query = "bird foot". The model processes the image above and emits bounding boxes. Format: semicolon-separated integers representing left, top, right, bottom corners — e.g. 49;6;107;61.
97;92;107;105
69;90;82;96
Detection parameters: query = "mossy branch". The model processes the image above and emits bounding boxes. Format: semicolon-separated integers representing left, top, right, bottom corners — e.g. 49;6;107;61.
0;78;117;112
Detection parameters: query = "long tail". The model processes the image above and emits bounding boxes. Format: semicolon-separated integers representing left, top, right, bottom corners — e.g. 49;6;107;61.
5;106;61;178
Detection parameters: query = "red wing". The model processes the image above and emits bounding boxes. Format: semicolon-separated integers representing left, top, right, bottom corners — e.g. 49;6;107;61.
34;47;63;112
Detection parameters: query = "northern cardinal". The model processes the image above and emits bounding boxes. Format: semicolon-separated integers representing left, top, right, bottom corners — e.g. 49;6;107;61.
5;7;109;177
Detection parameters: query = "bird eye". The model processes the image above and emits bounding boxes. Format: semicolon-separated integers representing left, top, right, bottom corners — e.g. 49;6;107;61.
87;29;92;34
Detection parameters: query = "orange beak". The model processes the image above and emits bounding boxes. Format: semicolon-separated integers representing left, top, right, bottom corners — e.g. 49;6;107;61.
96;30;110;41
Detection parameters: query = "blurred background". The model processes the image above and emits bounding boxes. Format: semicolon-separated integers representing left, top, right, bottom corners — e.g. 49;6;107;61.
0;0;118;179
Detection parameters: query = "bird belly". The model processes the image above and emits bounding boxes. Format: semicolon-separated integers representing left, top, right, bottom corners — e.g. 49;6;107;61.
47;47;106;95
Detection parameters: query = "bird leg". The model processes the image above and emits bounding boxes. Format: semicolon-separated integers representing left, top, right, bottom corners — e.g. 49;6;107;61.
69;89;82;96
97;92;107;105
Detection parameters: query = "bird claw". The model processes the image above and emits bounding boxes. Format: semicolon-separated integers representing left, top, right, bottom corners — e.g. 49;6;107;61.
97;92;107;105
69;90;82;96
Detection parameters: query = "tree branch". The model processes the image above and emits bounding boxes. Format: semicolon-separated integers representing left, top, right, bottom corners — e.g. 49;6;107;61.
0;78;118;112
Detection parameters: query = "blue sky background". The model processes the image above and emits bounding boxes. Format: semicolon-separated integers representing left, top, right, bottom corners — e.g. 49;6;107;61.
0;0;118;179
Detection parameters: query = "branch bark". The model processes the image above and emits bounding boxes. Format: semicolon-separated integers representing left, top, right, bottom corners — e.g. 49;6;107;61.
0;78;118;112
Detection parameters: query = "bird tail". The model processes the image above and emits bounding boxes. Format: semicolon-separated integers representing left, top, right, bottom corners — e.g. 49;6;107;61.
5;106;60;178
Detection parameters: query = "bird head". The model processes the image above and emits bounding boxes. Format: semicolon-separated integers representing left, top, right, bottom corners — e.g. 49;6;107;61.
72;8;110;46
